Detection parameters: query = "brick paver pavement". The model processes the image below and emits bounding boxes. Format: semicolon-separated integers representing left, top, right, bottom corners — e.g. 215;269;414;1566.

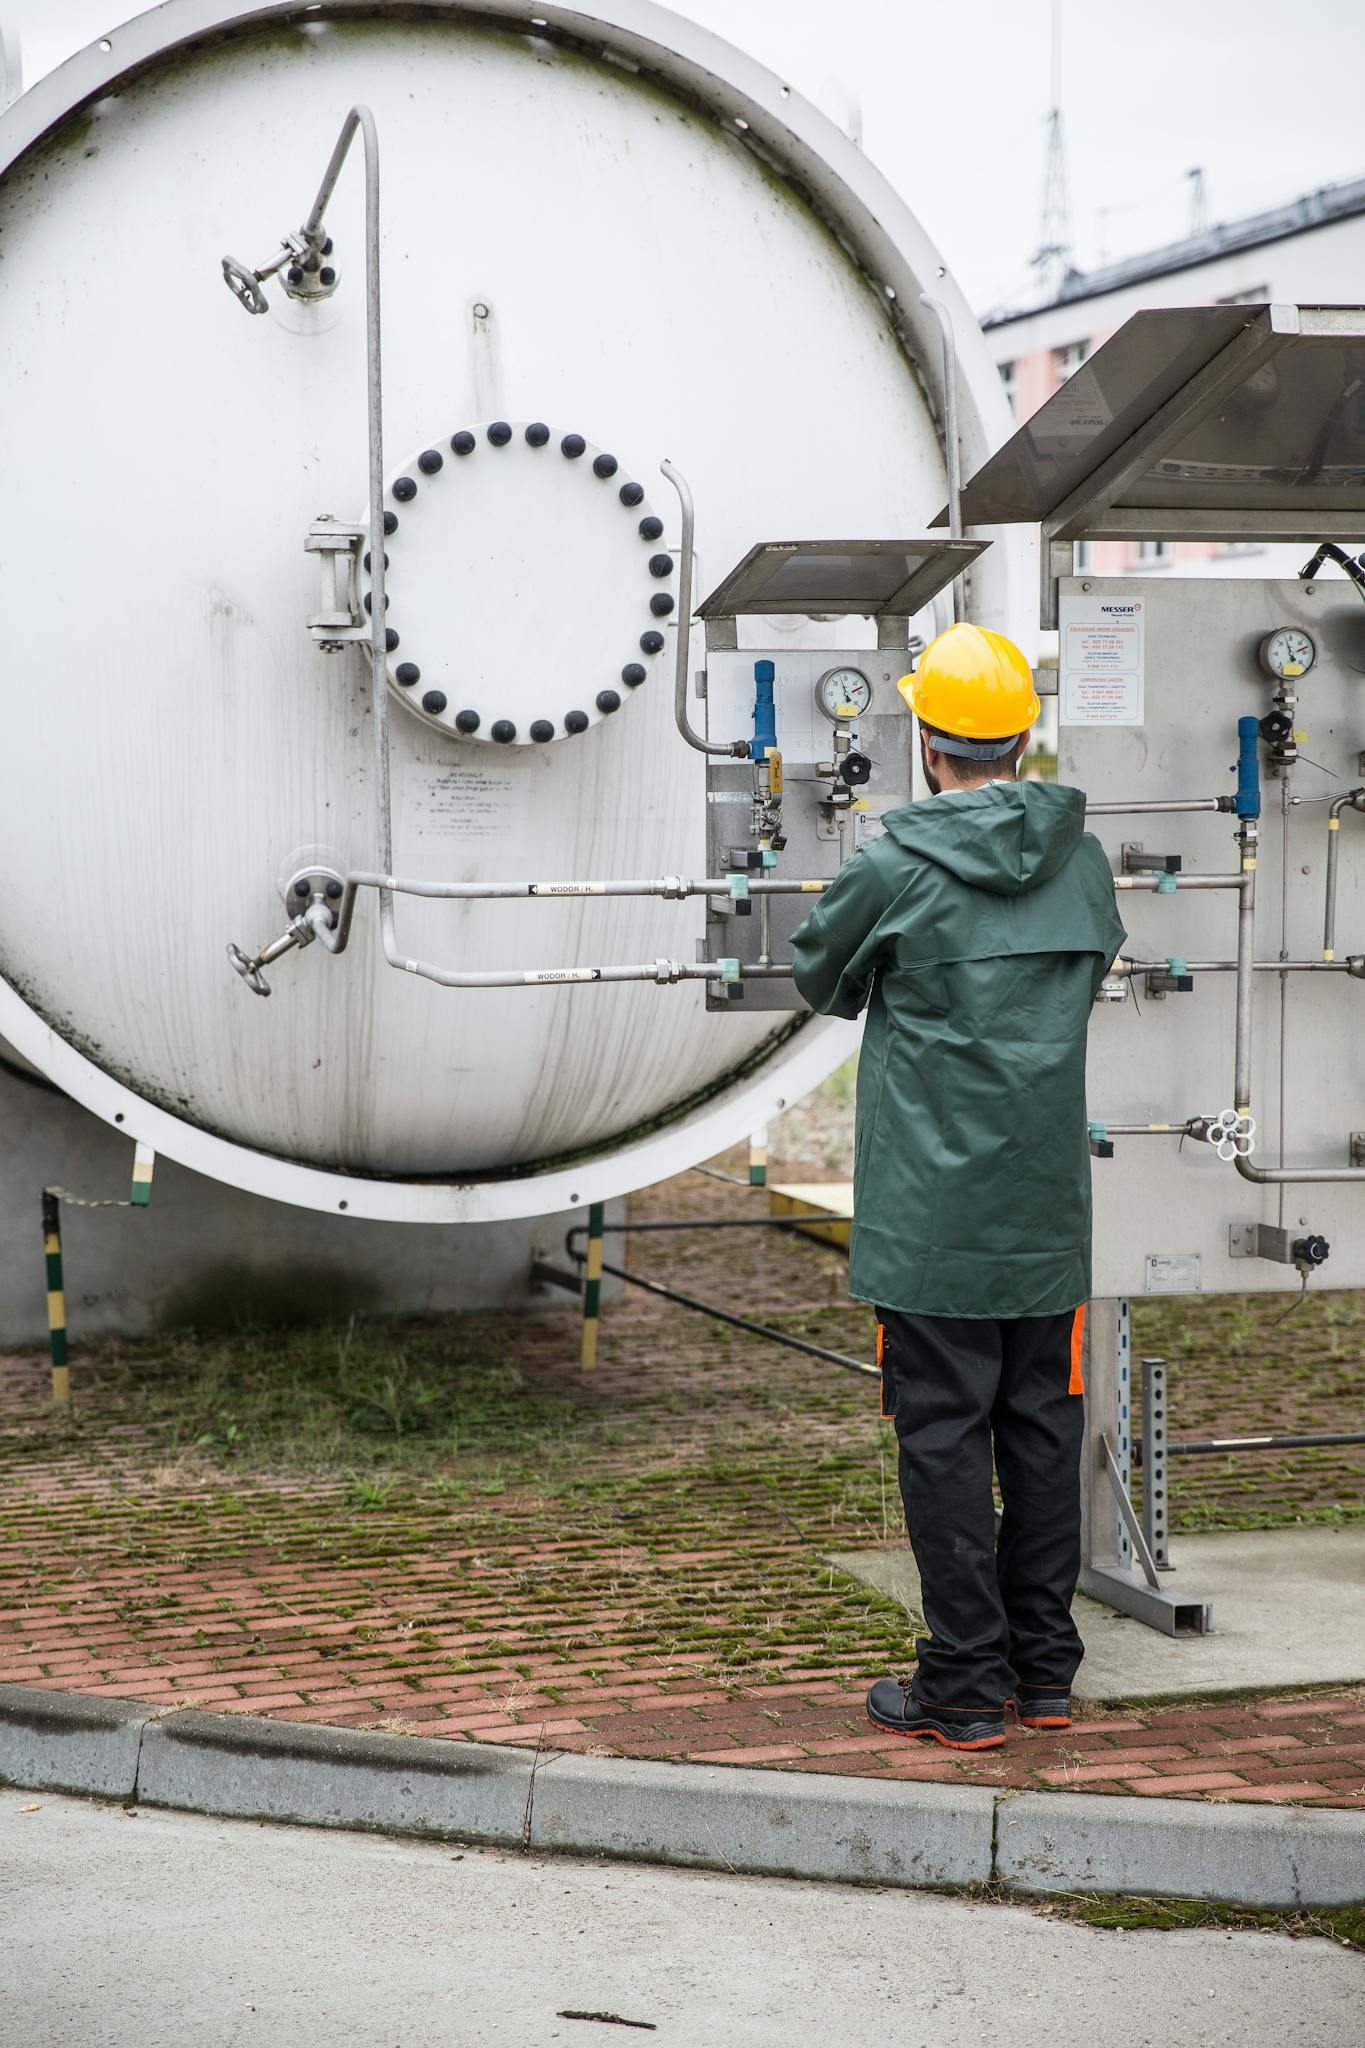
3;1158;1362;1810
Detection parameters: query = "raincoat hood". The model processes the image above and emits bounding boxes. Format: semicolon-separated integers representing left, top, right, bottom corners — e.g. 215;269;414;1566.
877;781;1087;899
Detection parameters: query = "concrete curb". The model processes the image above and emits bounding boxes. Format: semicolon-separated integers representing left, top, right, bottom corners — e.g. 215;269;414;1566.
138;1708;535;1848
0;1685;147;1799
524;1749;991;1888
2;1685;1362;1908
995;1790;1365;1912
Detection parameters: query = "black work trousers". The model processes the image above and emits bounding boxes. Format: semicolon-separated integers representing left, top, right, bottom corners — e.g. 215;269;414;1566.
876;1307;1086;1711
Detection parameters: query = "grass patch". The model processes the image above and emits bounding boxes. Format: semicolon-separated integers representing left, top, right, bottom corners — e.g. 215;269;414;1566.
43;1315;593;1479
1022;1889;1365;1951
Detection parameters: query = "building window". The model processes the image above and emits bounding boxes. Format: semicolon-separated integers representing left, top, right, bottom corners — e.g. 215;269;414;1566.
998;359;1016;412
1137;540;1171;566
1054;339;1089;385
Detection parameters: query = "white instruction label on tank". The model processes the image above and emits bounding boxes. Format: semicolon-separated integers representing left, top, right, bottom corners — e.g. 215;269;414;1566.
403;760;530;842
1060;593;1145;726
1145;1253;1200;1294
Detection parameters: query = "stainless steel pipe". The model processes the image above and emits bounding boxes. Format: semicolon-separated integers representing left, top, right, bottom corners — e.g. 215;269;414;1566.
918;293;965;620
337;872;827;902
1099;1121;1204;1137
1120;958;1360;975
1086;798;1227;816
1323;789;1365;961
659;458;745;758
1229;814;1365;1183
368;945;793;992
1114;874;1245;892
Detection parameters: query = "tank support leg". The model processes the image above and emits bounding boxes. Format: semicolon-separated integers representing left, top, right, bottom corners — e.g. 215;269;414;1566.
42;1190;69;1408
580;1203;605;1371
748;1127;768;1187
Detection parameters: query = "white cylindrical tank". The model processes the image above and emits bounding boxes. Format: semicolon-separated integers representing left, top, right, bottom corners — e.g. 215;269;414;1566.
0;1;1024;1223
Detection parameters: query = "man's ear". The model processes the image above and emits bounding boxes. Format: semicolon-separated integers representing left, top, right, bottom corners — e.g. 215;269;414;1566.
1013;728;1033;768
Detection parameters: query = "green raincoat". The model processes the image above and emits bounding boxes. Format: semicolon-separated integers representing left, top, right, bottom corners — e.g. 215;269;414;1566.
790;783;1126;1320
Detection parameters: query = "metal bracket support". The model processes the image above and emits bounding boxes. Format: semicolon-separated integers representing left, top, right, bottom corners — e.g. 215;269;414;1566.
1140;1357;1171;1569
530;1260;583;1297
1122;842;1183;875
1039;529;1073;632
1078;1562;1214;1637
305;516;368;647
1101;1431;1161;1589
1229;1219;1330;1277
1229;1221;1297;1263
1080;1298;1214;1636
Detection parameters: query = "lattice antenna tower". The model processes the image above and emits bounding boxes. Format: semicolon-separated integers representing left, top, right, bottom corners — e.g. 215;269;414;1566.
1186;166;1209;238
1031;1;1072;300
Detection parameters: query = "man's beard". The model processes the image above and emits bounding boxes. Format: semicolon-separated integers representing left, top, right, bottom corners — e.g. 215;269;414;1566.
920;754;942;796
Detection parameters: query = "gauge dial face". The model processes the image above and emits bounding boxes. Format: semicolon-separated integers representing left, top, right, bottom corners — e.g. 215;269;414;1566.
815;666;872;720
1259;628;1316;680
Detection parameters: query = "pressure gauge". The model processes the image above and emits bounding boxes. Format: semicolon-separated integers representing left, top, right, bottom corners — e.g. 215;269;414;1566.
1258;628;1316;680
815;666;872;721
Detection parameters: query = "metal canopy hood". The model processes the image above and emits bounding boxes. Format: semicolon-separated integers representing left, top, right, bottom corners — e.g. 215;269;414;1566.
696;538;986;617
939;304;1365;542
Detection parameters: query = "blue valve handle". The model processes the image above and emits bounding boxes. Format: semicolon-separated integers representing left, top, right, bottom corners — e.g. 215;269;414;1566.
752;660;777;764
1235;714;1261;819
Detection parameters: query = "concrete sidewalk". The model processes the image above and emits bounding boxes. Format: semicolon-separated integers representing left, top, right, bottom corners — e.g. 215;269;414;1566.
6;1790;1360;2048
831;1527;1365;1700
3;1682;1362;1911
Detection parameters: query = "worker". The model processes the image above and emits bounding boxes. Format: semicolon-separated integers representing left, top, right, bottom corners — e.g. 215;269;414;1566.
790;623;1126;1751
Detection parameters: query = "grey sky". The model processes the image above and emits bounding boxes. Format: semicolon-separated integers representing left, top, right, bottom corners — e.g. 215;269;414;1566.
7;0;1363;310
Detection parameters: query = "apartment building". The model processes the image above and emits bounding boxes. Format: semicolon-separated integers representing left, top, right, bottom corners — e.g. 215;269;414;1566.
983;177;1365;582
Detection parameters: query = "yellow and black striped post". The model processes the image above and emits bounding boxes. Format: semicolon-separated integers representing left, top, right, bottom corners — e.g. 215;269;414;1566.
580;1201;605;1371
42;1190;70;1408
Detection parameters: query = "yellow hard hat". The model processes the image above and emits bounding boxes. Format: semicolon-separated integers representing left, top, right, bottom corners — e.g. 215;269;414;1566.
898;623;1040;746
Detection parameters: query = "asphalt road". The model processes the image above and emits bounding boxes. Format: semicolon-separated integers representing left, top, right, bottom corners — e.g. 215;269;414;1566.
1;1787;1360;2047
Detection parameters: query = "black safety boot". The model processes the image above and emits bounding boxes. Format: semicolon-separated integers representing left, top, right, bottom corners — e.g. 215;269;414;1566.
1008;1688;1073;1730
866;1677;1005;1751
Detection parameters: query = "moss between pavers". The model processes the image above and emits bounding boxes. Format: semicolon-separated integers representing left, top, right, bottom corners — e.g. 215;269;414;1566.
12;1293;1359;1536
2;1194;1363;1699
